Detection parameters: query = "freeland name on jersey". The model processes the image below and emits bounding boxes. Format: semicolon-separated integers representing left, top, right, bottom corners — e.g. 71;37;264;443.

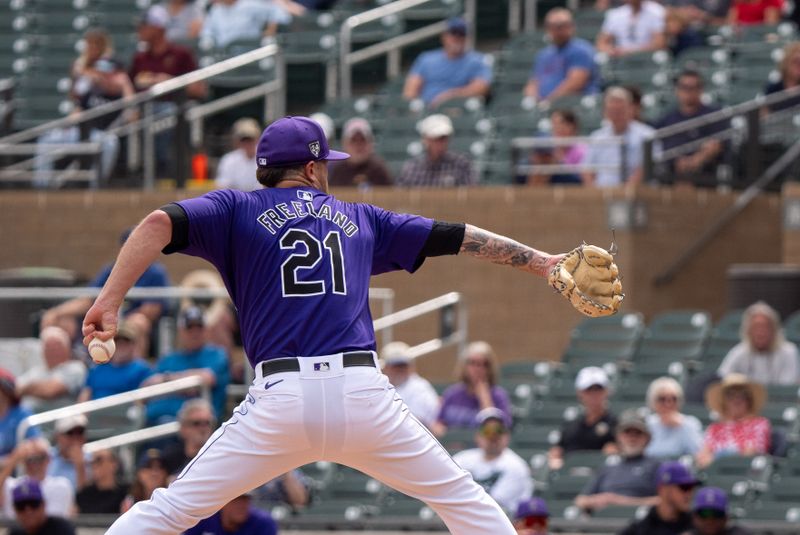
256;190;360;237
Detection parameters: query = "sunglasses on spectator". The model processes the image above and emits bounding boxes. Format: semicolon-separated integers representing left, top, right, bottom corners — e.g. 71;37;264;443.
466;359;489;367
479;421;507;439
677;83;702;91
187;419;213;428
656;395;678;403
677;483;697;492
696;508;726;519
65;427;86;437
24;454;48;465
91;455;113;465
621;427;646;436
13;500;42;512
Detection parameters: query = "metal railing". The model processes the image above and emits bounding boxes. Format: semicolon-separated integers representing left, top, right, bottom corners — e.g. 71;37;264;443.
0;44;285;189
0;79;14;135
511;136;628;182
339;0;477;99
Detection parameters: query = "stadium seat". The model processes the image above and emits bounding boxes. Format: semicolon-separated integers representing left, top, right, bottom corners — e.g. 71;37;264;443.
439;427;476;454
783;310;800;345
545;472;592;502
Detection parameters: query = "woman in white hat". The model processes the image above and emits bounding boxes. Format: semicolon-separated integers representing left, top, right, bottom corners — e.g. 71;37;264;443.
696;374;771;468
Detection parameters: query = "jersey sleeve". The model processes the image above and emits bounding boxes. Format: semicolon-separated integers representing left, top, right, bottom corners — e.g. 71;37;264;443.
169;190;240;266
369;206;434;275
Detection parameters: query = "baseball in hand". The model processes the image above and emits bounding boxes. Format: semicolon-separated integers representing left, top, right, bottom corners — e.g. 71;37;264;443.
88;337;115;364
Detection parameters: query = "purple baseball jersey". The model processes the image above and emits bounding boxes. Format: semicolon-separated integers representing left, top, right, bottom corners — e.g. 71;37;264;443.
172;187;433;365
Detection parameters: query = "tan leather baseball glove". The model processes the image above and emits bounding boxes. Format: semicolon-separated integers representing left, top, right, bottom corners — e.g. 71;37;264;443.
548;244;623;317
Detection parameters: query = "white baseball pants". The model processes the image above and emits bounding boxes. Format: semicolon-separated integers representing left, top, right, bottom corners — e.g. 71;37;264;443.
104;352;516;534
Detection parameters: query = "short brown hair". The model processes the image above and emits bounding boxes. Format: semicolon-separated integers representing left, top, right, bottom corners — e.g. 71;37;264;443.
256;164;306;188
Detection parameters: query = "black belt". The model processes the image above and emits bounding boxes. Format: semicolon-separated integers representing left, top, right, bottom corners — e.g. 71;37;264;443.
258;351;376;377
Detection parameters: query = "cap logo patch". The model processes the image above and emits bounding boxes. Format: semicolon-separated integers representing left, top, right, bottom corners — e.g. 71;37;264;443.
258;157;267;166
308;140;321;158
297;190;313;201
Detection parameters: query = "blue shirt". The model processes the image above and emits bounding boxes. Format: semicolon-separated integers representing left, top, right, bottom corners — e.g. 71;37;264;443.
48;448;89;489
85;359;153;399
184;506;278;535
200;0;291;49
172;188;432;365
531;38;599;99
409;49;493;105
0;406;40;457
91;262;170;314
645;413;703;458
146;345;230;423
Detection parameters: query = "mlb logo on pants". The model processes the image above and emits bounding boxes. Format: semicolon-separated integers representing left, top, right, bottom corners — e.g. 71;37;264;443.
314;362;331;372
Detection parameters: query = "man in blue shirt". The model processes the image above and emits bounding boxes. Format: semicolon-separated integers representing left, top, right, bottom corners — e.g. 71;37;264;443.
403;18;493;109
524;8;599;103
0;370;39;461
78;322;152;401
143;307;229;424
184;492;277;535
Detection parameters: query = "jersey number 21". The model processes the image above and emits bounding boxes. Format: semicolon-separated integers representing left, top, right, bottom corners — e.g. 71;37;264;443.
280;229;346;297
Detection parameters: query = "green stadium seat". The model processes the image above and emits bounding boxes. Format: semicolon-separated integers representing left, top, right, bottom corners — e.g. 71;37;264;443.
512;423;559;453
440;427;476;454
783;310;800;345
522;399;580;427
545;472;592;501
500;360;542;384
742;503;800;522
559;450;610;477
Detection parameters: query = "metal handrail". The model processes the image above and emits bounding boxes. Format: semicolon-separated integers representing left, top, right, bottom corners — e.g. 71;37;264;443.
0;286;393;301
83;422;180;454
17;375;208;445
339;0;477;99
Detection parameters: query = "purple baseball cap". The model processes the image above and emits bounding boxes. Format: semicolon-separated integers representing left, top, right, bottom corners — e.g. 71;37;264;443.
256;116;350;168
694;487;728;513
515;497;549;519
12;478;43;503
656;461;699;487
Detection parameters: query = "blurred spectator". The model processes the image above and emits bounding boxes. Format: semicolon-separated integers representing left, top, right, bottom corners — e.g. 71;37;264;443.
47;415;89;491
121;449;168;513
654;70;725;187
184;491;278;535
143;307;230;424
718;301;799;385
728;0;782;25
214;118;261;191
0;370;40;461
16;327;86;411
309;112;335;143
162;399;216;477
645;377;704;458
33;28;132;189
524;9;599;102
130;5;206;177
696;374;771;467
687;487;752;535
664;0;731;25
527;109;587;186
548;366;618;471
252;470;309;509
453;408;533;512
0;439;74;519
665;9;706;56
328;118;392;188
624;85;644;122
403;17;492;108
161;0;204;41
396;114;477;187
380;342;439;428
200;0;304;48
574;410;660;511
41;228;171;358
765;42;800;113
76;449;127;514
77;322;152;402
8;478;75;535
432;342;512;437
513;497;549;535
582;87;654;187
597;0;667;57
618;461;698;535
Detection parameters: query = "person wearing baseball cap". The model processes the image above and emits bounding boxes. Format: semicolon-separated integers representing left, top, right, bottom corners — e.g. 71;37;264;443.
215;118;262;192
514;497;549;535
396;114;477;187
380;342;439;427
575;409;660;512
184;489;278;535
549;366;618;470
619;461;699;535
453;408;533;512
328;117;393;188
48;414;89;490
403;16;492;108
9;477;75;535
688;487;751;535
0;368;41;458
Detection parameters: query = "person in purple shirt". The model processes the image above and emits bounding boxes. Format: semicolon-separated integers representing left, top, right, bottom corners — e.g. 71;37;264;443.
83;115;570;535
432;341;512;437
184;492;277;535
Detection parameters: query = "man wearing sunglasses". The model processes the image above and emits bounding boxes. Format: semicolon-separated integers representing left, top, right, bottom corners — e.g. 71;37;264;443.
9;478;75;535
619;461;699;535
48;414;89;491
687;487;751;535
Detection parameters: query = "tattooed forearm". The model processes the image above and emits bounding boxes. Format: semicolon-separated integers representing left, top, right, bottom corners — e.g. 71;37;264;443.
460;224;555;277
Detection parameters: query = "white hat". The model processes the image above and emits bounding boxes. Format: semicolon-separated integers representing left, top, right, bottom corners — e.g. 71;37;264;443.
309;112;335;142
342;117;373;140
232;118;261;140
418;114;454;138
574;366;609;391
55;414;88;434
381;341;412;365
140;5;170;29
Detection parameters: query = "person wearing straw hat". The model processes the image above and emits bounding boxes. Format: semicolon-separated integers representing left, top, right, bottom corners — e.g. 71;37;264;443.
696;374;771;468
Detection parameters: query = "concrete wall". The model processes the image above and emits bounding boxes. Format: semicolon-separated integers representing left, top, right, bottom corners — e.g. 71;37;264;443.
0;187;782;381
